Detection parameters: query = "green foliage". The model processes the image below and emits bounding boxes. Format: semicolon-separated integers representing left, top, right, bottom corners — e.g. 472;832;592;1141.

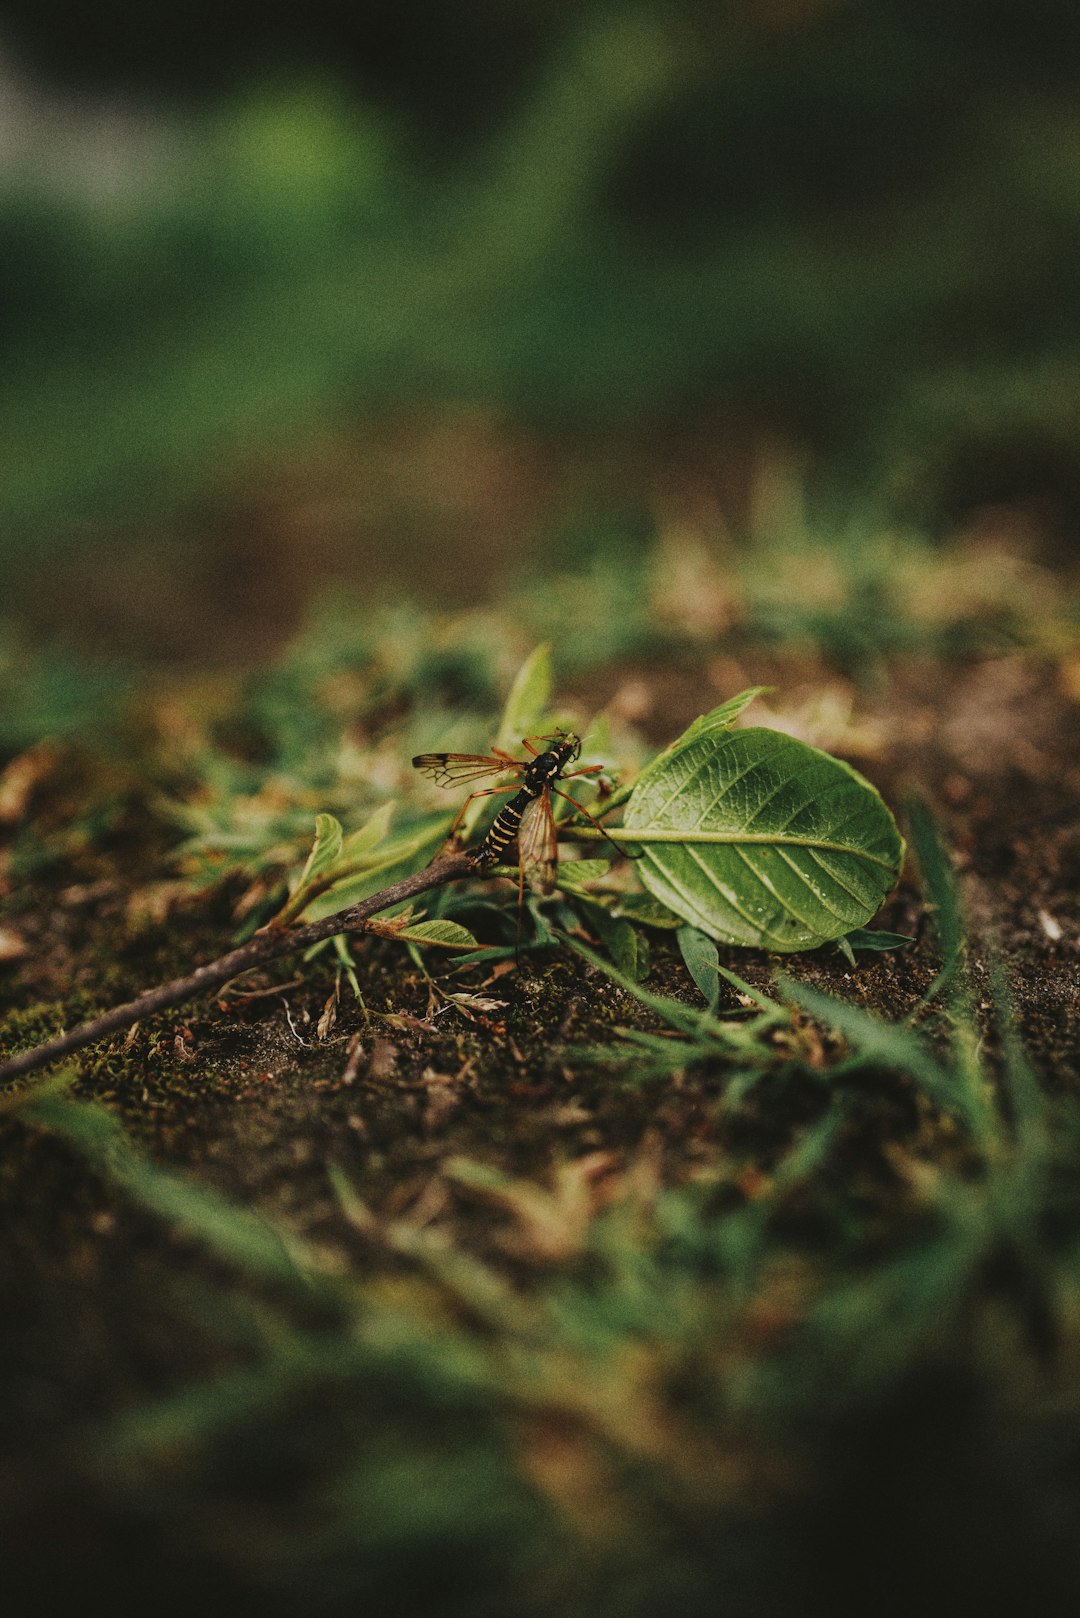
298;819;450;923
579;900;650;983
676;925;721;1011
5;0;1080;597
839;927;915;953
621;696;905;950
552;858;612;890
0;634;128;752
370;916;480;951
272;810;344;926
235;651;906;967
150;644;910;972
611;891;683;929
494;641;553;752
907;795;966;1008
271;803;455;932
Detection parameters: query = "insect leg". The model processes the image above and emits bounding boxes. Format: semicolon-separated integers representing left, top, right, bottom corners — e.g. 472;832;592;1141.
446;784;519;844
520;731;568;756
551;787;643;860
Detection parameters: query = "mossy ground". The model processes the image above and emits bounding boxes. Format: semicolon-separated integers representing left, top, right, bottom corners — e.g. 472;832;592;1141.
2;628;1079;1618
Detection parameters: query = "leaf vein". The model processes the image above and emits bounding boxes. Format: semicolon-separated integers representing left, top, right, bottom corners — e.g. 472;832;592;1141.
805;846;876;908
774;773;858;836
689;739;794;829
682;846;763;933
742;766;813;830
641;854;752;943
772;847;849;924
730;846;822;938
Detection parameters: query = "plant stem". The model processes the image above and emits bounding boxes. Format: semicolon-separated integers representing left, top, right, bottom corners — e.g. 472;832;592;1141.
0;852;476;1085
568;825;896;868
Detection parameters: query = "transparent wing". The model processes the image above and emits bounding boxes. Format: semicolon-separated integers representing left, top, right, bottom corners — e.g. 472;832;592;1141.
517;787;558;894
411;753;524;788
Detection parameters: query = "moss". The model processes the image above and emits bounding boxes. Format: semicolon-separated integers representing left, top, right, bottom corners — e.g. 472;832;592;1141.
3;641;1080;1616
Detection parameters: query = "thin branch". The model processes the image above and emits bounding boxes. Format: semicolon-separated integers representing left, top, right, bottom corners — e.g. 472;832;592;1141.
0;852;476;1086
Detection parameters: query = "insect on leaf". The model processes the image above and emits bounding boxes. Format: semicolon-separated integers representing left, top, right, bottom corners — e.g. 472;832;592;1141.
623;720;904;952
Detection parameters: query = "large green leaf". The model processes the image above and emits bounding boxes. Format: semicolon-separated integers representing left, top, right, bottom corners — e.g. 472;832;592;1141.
623;724;904;951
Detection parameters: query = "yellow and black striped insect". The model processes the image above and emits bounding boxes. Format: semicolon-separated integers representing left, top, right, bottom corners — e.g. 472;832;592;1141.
412;731;614;896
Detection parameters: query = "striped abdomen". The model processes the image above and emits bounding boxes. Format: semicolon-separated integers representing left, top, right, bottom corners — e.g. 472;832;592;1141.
472;786;535;869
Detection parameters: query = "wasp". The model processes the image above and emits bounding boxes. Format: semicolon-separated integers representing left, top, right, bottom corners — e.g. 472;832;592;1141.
412;731;622;896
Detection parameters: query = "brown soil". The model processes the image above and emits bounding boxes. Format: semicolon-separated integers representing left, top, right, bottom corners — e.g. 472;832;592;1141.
1;645;1079;1615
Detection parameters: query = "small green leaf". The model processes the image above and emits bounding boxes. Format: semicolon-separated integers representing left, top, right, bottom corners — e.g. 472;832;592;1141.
605;918;650;983
300;818;449;922
331;934;364;1000
612;893;683;929
526;894;559;948
555;858;613;890
384;919;481;950
272;812;346;925
677;925;720;1010
582;900;650;981
448;944;526;966
298;813;344;888
496;643;552;751
840;928;914;953
623;718;904;953
340;800;395;858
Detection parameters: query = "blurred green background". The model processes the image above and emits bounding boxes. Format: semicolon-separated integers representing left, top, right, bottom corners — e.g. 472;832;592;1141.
2;0;1079;672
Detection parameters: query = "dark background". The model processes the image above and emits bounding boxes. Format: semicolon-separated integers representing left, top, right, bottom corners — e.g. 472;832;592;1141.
2;0;1079;670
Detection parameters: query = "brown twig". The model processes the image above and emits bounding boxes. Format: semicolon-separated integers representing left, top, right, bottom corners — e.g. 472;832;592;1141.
0;852;476;1086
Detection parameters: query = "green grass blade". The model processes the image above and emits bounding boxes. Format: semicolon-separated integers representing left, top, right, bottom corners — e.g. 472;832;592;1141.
778;976;990;1136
